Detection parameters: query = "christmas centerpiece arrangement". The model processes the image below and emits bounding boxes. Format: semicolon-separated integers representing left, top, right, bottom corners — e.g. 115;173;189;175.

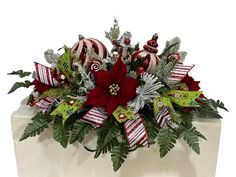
8;19;227;171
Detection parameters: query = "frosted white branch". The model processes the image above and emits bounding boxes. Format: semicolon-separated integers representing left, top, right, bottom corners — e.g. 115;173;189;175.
73;62;95;91
128;73;163;112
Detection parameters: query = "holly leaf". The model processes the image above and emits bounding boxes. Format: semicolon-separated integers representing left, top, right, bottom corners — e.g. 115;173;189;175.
8;70;31;78
111;142;129;171
20;112;53;141
158;128;177;157
8;80;31;94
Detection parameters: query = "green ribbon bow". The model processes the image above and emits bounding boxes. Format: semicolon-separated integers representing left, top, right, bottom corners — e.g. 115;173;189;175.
50;99;83;123
154;90;202;123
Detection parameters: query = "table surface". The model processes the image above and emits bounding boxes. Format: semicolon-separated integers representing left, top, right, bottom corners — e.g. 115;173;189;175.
11;98;221;177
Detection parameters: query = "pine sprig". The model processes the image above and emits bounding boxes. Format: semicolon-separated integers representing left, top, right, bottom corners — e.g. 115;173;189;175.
156;37;187;83
158;128;177;157
69;119;93;144
111;142;129;172
39;85;71;100
159;37;181;58
20;112;53;141
53;117;70;148
155;56;178;83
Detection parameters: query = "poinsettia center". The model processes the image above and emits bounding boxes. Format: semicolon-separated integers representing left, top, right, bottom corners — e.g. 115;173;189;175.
109;83;120;95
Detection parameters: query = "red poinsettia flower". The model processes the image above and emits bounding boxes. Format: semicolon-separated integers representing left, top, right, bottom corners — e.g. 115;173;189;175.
84;58;138;114
181;74;200;91
181;74;206;112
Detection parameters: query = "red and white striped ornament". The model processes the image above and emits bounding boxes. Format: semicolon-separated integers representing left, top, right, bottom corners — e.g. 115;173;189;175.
32;62;65;86
155;107;172;128
71;37;107;67
167;63;194;84
131;34;160;73
80;107;108;128
124;113;149;148
33;96;56;110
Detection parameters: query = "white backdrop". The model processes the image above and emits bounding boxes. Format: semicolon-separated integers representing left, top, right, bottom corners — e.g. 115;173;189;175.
0;0;235;176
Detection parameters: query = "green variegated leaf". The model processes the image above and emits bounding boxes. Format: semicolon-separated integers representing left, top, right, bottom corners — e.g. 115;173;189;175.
8;70;31;78
8;80;31;94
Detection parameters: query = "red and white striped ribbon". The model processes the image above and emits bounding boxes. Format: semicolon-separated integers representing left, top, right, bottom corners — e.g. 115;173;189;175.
71;38;107;66
155;107;172;128
167;63;194;84
80;107;108;128
33;96;56;110
124;113;149;148
32;62;64;86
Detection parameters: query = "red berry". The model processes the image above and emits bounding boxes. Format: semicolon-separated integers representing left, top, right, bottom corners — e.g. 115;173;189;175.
168;53;180;61
136;67;145;75
112;39;117;45
124;38;131;45
137;55;142;60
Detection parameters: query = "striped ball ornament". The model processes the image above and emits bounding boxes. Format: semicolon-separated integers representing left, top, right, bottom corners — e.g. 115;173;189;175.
131;34;160;73
71;37;107;67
